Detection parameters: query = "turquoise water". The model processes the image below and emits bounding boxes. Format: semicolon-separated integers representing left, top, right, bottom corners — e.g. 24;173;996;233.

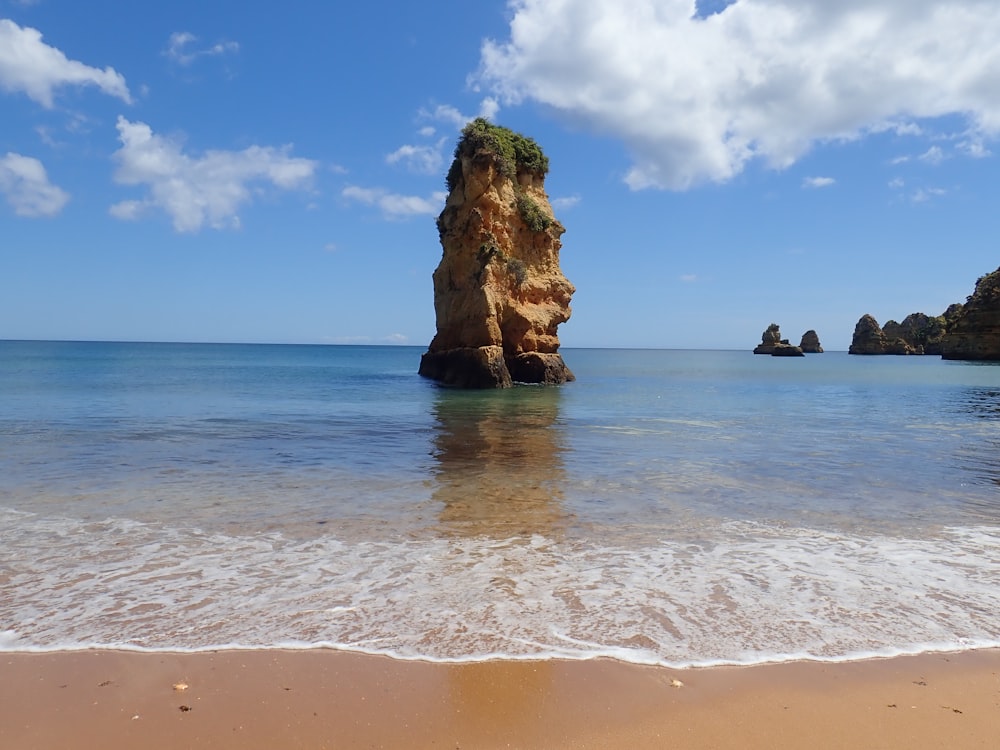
1;340;998;665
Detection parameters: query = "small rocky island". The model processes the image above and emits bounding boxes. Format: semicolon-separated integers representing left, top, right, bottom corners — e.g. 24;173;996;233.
419;119;575;388
752;324;822;356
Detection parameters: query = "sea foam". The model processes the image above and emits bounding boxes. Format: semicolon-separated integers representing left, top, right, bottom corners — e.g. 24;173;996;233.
2;508;998;667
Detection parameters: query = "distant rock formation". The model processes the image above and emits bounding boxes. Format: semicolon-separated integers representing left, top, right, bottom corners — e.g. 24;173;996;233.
419;119;575;388
754;324;817;355
850;309;958;355
772;342;805;357
849;314;889;354
799;330;823;353
753;324;782;354
942;266;1000;360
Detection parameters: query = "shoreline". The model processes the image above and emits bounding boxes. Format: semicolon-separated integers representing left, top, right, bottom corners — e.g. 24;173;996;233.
2;648;997;749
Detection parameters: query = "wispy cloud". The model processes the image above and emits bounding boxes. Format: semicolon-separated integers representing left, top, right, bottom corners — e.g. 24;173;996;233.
912;187;946;203
165;32;239;66
109;117;317;232
0;152;70;217
0;19;131;107
385;141;446;175
551;195;581;210
918;146;945;165
802;176;835;189
342;185;446;219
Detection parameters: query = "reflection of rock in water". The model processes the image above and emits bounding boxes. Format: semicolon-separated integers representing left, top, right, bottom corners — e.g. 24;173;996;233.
431;386;568;537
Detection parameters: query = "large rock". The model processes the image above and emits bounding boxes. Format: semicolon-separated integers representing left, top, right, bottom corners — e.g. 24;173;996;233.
772;343;805;357
883;312;949;355
419;119;575;387
849;314;889;354
753;323;782;354
799;330;823;353
941;266;1000;360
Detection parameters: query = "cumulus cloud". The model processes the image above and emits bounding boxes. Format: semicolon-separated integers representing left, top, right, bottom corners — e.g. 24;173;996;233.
0;152;70;217
109;117;317;232
477;0;1000;190
165;32;240;66
0;19;131;107
342;185;447;218
802;176;835;189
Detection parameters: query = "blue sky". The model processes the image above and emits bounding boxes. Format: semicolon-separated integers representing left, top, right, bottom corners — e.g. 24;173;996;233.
2;0;998;351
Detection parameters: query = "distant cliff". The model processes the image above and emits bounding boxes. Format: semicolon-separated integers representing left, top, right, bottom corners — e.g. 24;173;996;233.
849;308;960;355
419;119;575;387
941;266;1000;360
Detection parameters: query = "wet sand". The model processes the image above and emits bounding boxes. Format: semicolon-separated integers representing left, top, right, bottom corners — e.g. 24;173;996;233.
1;649;997;749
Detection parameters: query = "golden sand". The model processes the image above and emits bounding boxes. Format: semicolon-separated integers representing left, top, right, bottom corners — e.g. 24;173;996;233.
2;649;997;749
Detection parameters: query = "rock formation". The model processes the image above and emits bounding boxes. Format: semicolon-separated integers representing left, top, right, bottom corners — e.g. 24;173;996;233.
799;330;823;353
848;314;889;354
772;342;805;357
849;308;959;355
754;324;815;355
753;324;782;354
419;119;575;388
941;266;1000;360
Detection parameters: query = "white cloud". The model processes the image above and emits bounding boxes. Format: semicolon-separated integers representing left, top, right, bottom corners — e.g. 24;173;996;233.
679;274;698;283
342;185;446;218
958;137;992;158
912;187;946;203
165;32;239;66
802;176;835;189
110;117;317;232
888;177;905;189
0;19;131;107
551;194;581;210
478;0;1000;190
386;142;446;174
918;145;945;165
418;98;504;130
0;152;70;217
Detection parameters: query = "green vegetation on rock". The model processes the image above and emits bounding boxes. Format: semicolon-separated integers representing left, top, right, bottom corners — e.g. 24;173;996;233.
516;194;552;232
446;118;550;192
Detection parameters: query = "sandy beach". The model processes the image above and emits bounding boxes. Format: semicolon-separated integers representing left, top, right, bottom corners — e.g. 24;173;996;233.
1;649;997;749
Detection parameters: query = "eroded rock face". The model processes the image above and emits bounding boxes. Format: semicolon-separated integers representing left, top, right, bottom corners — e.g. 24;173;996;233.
942;266;1000;360
849;314;889;354
419;119;574;388
772;343;805;357
753;324;782;354
799;330;823;353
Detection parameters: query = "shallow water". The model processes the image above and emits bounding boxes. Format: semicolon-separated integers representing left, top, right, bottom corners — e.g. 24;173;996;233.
1;341;998;665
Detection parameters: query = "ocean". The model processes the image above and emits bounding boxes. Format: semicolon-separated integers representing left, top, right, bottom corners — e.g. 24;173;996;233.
1;340;998;667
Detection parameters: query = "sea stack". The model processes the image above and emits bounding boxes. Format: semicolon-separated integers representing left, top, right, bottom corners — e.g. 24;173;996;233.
849;314;891;354
419;118;575;388
799;330;823;353
753;324;782;354
942;266;1000;360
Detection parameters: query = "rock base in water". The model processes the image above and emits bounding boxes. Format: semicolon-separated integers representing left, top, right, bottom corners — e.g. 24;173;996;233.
419;347;573;388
